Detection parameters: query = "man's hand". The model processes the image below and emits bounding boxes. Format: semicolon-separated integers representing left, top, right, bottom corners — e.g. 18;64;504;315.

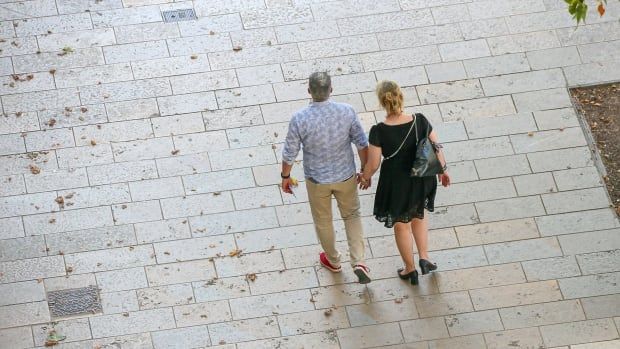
438;172;451;187
281;177;294;194
357;173;371;190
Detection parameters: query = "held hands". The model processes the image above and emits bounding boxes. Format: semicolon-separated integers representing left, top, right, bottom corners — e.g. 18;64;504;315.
281;177;293;194
357;173;371;190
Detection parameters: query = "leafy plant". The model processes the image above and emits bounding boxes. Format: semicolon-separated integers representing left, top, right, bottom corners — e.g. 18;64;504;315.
565;0;609;24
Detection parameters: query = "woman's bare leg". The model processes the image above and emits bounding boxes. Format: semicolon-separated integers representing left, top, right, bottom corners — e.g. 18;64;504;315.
394;222;415;273
411;215;430;260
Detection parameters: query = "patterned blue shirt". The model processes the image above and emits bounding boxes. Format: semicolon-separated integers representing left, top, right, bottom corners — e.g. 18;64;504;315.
282;100;368;184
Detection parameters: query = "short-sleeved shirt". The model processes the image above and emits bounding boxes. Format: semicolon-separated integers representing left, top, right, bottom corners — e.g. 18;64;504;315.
282;100;368;184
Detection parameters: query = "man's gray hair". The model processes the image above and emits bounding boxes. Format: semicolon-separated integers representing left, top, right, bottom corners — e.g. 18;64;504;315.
308;72;332;101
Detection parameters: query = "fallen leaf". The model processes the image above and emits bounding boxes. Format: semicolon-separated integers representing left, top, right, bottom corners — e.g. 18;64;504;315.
121;204;127;209
246;273;257;282
55;196;64;208
598;3;606;16
324;309;333;316
171;149;180;155
190;54;198;59
49;69;56;75
233;45;243;51
213;192;221;196
90;140;96;146
229;249;242;257
65;266;73;273
29;164;41;174
527;132;534;137
122;312;129;317
394;298;403;304
80;107;88;113
47;118;56;127
49;218;56;224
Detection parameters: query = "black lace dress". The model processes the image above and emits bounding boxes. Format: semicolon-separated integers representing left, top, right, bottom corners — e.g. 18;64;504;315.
369;114;438;228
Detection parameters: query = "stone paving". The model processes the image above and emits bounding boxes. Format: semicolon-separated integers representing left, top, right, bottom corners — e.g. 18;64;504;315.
0;0;619;348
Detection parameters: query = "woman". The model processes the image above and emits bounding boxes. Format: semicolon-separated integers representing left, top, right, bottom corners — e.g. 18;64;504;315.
359;80;451;285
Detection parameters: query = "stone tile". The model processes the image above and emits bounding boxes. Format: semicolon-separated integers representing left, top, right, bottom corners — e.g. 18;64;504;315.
24;128;75;152
487;30;560;55
0;301;50;329
227;123;288;148
442;136;514;162
559;228;620;255
37;28;117;51
215;250;285;278
45;225;136;255
203;106;263;130
13;47;105;74
74;119;154;146
112;200;162;225
368;274;439;302
129;177;185;201
463;53;530;79
556;21;620;46
160;191;235;219
484;327;545;349
215;84;276;109
434;177;516;207
482;69;566;96
436;263;526;293
459;17;509;40
236;64;284;86
310;283;370;309
0;111;39;135
445;309;503;337
193;276;250;302
103;40;169;64
534;108;580;131
15;13;92;37
499;300;585;329
177;13;242;36
209;145;277;171
169;70;238;95
241;6;313;29
485;237;563;264
0;37;39;59
361;45;442;71
376;25;462;51
23;206;114;235
132;55;211;80
311;0;401;20
80;77;172;105
65;245;155;274
428;203;480;229
87;160;158;186
572;340;620;349
134;218;191;244
236;224;317;254
183;168;255;195
151;325;212;349
54;63;134;89
277;307;349;336
513;88;572;113
465;113;537;139
100;290;139;314
193;0;265;16
369;228;458;258
553;167;603;191
0;327;33;349
338;323;405;349
298;35;379;60
560;272;620;299
339;9;433;36
89;308;175;338
527;146;593;173
96;267;148;292
145;259;214;287
0;0;57;21
522;255;581;282
417;79;484;104
248;267;318;295
473;154;531;179
400;316;450;343
536;208;619;237
24;167;88;192
542;187;610;215
470;280;563;310
0;235;46;262
428;334;486;349
0;133;26;156
578;249;620;275
91;5;163;28
208;316;281;344
344;298;418;327
0;280;45;306
425;61;466;84
32;317;92;346
512;128;587;154
528;46;582;70
156;151;211;177
281;57;365;82
414;291;474;317
439;96;516;121
230;28;277;49
153;113;206;136
45;273;96;292
0;191;57;219
581;294;620;320
189;207;279;237
172;131;228;155
540;319;619;348
1;88;79;113
153;235;236;264
136;283;194;309
0;217;24;240
115;22;178;44
208;44;300;70
229;289;314;319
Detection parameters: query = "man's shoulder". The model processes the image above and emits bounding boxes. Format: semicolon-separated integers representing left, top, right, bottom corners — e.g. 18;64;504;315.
330;101;355;112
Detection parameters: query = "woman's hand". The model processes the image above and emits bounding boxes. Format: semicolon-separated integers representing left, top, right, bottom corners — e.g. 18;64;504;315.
357;173;371;190
438;172;451;187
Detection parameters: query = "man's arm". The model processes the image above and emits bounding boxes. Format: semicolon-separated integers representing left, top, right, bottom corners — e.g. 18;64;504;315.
281;117;301;194
349;108;369;172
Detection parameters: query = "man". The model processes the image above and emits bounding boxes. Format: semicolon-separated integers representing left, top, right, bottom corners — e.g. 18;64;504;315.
281;72;371;284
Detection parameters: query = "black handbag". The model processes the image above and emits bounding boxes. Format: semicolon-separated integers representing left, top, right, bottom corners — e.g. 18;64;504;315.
383;114;444;177
410;114;444;177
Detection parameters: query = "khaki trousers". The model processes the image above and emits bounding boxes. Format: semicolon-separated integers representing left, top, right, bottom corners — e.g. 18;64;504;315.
305;175;365;267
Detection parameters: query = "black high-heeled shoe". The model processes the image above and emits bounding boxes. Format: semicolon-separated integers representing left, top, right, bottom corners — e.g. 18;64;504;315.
397;268;419;285
419;259;437;275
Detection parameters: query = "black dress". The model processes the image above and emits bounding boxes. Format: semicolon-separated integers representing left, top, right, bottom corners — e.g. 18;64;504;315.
369;114;437;228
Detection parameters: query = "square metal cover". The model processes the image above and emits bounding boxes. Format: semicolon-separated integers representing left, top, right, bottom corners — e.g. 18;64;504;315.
162;9;197;22
47;286;102;318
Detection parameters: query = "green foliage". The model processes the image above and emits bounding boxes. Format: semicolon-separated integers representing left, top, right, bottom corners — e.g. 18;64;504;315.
564;0;608;24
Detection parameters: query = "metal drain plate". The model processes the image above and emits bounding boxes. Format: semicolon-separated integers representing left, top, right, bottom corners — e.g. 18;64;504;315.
48;286;102;318
162;9;197;22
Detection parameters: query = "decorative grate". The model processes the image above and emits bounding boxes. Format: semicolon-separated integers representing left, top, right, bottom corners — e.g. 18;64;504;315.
47;286;102;318
162;9;197;22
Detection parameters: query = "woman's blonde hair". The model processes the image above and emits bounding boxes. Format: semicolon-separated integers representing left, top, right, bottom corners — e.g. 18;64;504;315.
376;80;404;115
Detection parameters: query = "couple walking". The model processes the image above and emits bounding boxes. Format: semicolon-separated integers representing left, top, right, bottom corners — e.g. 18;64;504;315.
281;72;451;285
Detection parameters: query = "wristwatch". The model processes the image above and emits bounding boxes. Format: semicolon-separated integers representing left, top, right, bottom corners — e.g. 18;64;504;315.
281;173;290;179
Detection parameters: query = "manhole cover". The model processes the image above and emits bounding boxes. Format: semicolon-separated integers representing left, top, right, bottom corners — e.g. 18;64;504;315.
162;9;197;22
47;286;102;318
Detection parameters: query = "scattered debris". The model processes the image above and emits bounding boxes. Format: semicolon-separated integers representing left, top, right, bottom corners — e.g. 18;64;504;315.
229;249;242;257
49;69;56;75
90;140;96;146
323;308;333;317
29;164;41;174
190;54;198;59
46;118;56;127
65;266;73;273
49;218;56;224
394;298;403;304
44;330;66;347
246;273;257;282
80;107;88;113
54;196;65;208
232;45;243;51
58;46;74;56
171;149;180;155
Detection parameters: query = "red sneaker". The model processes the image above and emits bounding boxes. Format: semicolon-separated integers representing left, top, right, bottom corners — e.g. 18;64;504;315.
320;252;341;273
354;264;371;284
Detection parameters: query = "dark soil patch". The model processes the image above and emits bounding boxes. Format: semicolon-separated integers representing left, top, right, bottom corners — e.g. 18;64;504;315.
570;83;620;216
